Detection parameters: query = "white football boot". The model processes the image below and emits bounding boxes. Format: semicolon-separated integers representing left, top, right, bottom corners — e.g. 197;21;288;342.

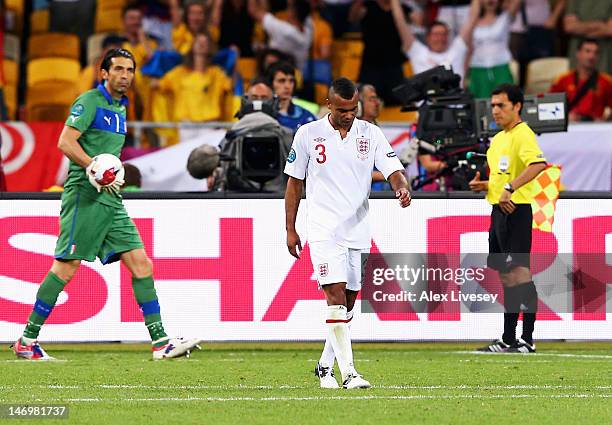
314;362;340;389
342;373;371;389
152;337;202;360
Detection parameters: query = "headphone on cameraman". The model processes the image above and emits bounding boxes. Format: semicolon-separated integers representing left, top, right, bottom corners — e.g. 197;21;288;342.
356;83;364;119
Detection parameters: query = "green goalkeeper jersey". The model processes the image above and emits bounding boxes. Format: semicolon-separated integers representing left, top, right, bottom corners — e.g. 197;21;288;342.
64;83;129;207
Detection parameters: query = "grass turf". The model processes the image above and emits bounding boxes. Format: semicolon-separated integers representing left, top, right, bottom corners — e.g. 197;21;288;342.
1;342;610;424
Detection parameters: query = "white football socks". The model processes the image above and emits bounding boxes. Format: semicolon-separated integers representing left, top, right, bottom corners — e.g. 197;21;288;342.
325;305;356;381
320;308;353;368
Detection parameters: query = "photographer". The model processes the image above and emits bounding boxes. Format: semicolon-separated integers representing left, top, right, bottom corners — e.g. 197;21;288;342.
188;78;293;192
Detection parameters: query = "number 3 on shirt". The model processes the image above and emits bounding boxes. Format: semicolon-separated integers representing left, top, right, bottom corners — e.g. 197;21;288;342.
315;144;326;164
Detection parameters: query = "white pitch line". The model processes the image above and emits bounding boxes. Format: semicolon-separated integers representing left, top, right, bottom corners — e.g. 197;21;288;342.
0;384;610;391
49;394;611;403
452;351;612;359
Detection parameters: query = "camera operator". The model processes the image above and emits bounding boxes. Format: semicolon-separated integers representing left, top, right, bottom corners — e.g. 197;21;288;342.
208;77;294;192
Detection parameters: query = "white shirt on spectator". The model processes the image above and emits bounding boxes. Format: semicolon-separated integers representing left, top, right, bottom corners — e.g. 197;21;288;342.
407;37;469;82
284;115;403;249
470;12;513;68
262;13;313;71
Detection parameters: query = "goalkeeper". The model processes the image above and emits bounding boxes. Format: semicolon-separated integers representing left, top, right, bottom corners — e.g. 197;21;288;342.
12;48;199;360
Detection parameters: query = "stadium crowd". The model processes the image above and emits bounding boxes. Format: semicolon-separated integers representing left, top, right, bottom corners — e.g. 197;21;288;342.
0;0;610;191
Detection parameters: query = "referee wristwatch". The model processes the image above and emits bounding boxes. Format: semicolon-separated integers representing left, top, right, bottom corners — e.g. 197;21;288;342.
503;183;514;193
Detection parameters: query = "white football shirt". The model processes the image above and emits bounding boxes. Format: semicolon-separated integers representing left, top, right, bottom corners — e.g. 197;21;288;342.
284;115;403;249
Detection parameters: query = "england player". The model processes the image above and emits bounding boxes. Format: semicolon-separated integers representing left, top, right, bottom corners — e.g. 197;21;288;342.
12;49;200;360
284;78;411;389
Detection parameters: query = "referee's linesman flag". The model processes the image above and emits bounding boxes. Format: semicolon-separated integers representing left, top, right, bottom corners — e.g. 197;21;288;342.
531;165;562;233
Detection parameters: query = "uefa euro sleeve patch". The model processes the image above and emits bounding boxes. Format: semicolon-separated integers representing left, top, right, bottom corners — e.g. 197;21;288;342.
71;104;84;117
287;148;297;163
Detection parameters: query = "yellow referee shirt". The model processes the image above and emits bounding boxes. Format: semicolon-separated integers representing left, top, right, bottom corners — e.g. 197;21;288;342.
486;122;546;205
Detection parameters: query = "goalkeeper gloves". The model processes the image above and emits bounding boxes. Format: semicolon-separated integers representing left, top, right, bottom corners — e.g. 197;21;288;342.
86;156;125;195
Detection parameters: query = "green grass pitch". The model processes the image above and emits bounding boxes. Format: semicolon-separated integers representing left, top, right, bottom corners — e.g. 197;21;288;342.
1;342;610;424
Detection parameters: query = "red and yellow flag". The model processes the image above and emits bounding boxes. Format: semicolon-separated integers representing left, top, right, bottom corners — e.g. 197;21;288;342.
531;165;562;232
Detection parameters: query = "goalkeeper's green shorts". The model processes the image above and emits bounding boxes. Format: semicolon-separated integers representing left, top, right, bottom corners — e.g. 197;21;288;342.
54;187;143;264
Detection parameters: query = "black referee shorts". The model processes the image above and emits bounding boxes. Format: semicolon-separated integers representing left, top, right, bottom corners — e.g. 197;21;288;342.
487;204;533;273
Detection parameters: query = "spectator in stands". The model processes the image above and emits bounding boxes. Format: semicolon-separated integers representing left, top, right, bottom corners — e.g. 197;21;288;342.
122;4;156;67
256;48;296;77
122;5;159;120
550;38;612;122
468;0;521;99
436;0;472;39
320;0;354;38
132;0;173;50
212;0;257;57
266;61;316;132
564;0;612;75
248;0;313;71
349;0;412;105
170;0;218;55
510;0;567;87
154;33;232;122
391;0;479;84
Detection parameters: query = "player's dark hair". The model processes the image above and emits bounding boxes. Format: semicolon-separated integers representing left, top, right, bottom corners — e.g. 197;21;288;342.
331;77;357;100
492;83;524;114
577;38;599;50
100;48;136;72
427;20;449;35
265;61;296;82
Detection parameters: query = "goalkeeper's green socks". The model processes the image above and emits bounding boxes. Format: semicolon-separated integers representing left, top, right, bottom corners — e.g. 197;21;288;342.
132;276;169;347
21;272;67;344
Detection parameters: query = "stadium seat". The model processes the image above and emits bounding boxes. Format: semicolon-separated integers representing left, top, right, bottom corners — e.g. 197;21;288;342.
30;9;50;34
4;34;20;63
3;59;19;119
87;32;111;66
5;0;24;35
3;59;19;87
525;57;569;94
3;84;18;119
27;58;81;87
98;0;127;9
95;8;123;33
26;81;78;121
509;59;519;84
2;58;19;119
28;33;80;61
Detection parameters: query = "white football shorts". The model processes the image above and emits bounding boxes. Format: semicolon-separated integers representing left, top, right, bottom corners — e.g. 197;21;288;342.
309;240;369;291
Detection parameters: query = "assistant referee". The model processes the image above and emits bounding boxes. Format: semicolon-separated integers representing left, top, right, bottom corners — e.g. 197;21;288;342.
469;83;547;353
